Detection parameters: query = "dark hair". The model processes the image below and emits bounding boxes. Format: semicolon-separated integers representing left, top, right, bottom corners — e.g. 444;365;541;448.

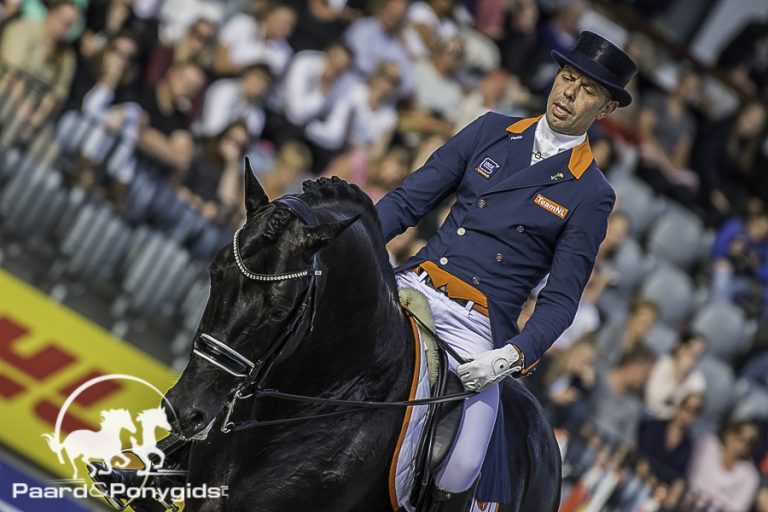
617;343;656;368
203;121;249;170
718;419;759;458
241;63;273;82
324;40;353;57
674;329;706;354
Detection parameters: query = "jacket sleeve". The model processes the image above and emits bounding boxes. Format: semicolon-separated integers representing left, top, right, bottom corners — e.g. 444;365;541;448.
511;186;615;370
374;113;491;243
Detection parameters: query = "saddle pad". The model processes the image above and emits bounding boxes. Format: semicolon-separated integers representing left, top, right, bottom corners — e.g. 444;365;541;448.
388;309;432;511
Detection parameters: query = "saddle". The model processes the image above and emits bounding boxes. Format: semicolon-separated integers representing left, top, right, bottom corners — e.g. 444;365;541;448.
398;288;466;511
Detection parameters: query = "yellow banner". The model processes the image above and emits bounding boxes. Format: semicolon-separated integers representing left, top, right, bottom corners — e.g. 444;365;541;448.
0;269;178;478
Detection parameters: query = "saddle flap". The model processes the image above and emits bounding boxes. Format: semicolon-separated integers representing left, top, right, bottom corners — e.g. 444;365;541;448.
429;372;464;470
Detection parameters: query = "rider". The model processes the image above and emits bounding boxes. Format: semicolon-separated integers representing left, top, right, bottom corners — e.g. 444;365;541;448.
376;31;637;509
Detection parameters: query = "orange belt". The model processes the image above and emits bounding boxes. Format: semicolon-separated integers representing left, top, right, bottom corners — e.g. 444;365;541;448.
413;261;489;317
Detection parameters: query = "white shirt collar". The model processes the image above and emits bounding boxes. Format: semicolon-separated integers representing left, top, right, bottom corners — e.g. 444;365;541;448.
531;116;586;165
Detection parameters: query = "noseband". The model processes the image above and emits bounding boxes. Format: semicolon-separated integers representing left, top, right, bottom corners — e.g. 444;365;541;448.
191;195;324;431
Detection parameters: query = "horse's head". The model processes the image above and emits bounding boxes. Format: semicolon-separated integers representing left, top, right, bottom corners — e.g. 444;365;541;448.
137;407;172;432
165;164;361;440
101;409;136;433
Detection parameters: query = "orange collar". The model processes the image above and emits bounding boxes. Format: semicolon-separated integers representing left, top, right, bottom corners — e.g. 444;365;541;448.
505;115;593;179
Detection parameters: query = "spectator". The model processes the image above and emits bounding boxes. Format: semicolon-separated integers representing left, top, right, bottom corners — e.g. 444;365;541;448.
497;0;539;83
694;100;767;223
288;0;352;53
637;392;704;483
637;67;701;203
344;0;414;96
539;336;598;432
133;62;206;174
213;2;296;78
80;0;160;63
688;419;761;512
59;31;140;188
361;146;411;203
304;61;400;173
158;0;223;44
597;297;660;367
412;36;464;124
145;17;217;86
265;41;352;144
179;121;249;227
529;0;584;93
200;64;272;140
258;141;313;200
402;0;459;60
538;0;584;57
554;267;612;351
711;209;768;317
645;331;707;420
457;68;532;129
716;16;768;97
596;210;630;267
0;0;80;143
64;31;139;116
590;344;657;445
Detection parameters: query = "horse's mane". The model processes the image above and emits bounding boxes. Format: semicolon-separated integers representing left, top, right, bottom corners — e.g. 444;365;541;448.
299;177;377;219
300;177;396;288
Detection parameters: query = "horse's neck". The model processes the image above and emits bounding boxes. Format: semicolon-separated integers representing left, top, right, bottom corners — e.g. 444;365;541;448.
139;422;156;445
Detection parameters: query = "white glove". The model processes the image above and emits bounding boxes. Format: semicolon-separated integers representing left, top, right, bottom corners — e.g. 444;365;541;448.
457;344;523;392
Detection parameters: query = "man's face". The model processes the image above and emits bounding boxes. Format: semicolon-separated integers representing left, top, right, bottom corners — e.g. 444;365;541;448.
546;65;617;135
47;4;80;41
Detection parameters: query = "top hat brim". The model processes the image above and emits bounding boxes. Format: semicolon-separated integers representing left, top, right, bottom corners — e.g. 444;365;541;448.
552;50;632;107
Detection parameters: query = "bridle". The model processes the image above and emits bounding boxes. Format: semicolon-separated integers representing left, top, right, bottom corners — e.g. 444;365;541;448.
190;195;474;434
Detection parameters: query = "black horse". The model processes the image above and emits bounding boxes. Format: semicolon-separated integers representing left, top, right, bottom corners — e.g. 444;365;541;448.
162;170;561;511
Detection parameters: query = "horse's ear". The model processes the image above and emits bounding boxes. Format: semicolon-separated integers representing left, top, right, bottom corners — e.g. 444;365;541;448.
244;157;269;216
303;215;361;252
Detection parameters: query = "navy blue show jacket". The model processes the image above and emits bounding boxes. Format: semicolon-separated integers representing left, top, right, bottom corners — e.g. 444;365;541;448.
376;112;615;371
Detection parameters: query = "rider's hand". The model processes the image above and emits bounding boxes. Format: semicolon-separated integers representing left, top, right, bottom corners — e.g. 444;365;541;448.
457;344;523;392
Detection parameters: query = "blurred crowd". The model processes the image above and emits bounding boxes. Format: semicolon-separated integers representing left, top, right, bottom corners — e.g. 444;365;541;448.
1;0;768;510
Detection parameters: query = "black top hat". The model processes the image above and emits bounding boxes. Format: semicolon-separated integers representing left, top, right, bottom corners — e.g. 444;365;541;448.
552;31;638;107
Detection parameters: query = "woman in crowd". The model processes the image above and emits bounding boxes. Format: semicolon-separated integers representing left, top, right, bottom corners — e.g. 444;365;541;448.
637;392;704;483
304;60;400;174
179;121;249;227
644;331;707;420
688;418;761;512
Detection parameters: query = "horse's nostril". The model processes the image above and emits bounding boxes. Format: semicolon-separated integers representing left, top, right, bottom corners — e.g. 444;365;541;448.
182;409;208;435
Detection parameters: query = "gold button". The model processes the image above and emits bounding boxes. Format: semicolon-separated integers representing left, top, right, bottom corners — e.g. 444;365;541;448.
472;276;480;285
478;199;487;208
439;257;448;265
496;253;503;262
457;227;466;236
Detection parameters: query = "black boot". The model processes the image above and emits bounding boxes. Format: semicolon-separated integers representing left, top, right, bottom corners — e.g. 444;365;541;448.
422;481;478;512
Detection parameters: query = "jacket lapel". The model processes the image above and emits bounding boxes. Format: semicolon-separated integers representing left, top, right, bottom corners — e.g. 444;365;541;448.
489;116;594;194
503;115;539;174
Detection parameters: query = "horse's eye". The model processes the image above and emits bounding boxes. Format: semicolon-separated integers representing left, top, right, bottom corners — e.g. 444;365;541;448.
269;306;290;322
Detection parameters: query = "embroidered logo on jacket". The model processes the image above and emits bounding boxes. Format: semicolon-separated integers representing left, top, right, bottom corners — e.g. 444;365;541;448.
533;193;569;219
474;157;501;178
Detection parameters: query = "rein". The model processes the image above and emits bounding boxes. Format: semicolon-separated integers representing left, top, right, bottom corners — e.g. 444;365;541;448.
191;195;475;433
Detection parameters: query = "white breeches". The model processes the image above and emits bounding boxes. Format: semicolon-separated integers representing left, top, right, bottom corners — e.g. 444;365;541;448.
396;270;499;493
